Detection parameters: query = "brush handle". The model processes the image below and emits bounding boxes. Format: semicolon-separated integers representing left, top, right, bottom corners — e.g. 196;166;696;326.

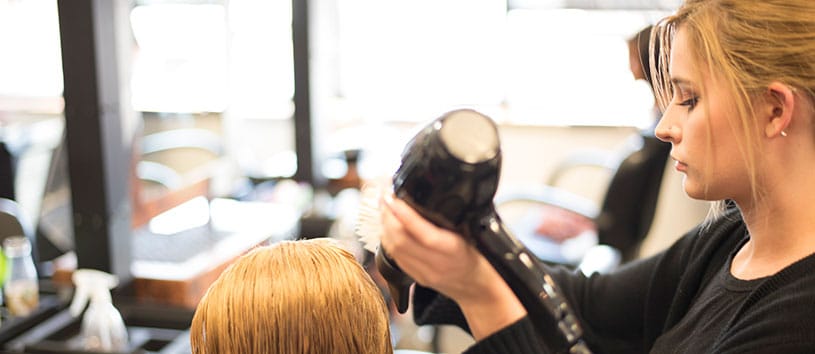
375;247;413;314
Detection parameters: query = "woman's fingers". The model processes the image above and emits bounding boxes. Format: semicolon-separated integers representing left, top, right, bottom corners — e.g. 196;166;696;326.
380;197;490;293
379;194;527;333
383;196;464;251
380;202;434;269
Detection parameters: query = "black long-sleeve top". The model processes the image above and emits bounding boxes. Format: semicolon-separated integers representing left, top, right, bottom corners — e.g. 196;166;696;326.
411;207;815;353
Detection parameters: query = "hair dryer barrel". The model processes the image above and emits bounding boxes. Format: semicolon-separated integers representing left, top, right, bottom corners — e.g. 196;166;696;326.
392;109;502;228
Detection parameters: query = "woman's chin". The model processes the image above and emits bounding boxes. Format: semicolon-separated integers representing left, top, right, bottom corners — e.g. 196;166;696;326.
682;178;707;201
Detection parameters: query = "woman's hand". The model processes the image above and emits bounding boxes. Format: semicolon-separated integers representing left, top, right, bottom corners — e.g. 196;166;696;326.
380;194;526;339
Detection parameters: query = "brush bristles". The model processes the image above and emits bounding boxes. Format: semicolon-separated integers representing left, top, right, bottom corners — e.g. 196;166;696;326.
355;181;388;253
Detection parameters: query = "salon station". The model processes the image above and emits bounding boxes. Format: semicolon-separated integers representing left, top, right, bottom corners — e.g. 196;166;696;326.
0;0;710;353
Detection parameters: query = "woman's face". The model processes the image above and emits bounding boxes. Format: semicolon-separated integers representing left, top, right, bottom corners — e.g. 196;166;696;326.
655;26;751;202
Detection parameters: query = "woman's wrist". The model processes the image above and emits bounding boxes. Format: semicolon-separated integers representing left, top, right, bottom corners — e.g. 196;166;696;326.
457;265;527;340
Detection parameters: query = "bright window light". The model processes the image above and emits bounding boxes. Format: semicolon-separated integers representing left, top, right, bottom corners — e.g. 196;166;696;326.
321;1;672;127
331;0;507;122
503;9;661;127
0;0;63;110
130;3;229;113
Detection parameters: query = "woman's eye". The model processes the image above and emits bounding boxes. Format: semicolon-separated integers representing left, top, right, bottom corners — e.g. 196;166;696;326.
678;96;698;109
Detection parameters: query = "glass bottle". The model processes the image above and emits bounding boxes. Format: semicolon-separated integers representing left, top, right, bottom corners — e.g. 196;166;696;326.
3;236;39;317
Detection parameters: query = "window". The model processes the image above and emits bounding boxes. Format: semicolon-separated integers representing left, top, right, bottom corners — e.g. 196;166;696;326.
129;0;297;180
0;0;63;111
313;0;677;128
0;0;64;226
503;8;667;127
130;3;229;113
129;0;294;118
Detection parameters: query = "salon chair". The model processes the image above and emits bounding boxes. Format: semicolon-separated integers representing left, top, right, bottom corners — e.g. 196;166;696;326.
133;127;228;228
136;127;224;192
495;132;671;273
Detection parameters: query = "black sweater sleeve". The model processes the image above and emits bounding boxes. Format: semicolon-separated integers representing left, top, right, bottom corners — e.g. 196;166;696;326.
462;317;546;354
411;251;688;353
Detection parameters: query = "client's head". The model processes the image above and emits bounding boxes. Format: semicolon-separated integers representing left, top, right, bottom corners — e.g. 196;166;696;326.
190;238;393;353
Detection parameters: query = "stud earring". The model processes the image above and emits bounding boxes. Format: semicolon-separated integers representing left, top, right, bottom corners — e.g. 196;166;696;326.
781;131;788;137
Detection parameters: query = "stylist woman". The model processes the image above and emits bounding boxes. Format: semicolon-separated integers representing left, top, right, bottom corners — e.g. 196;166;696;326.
381;0;815;352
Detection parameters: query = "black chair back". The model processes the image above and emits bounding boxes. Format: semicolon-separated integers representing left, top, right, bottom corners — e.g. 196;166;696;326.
596;134;670;261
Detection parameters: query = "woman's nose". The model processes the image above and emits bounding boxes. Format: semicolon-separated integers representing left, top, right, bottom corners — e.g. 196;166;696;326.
654;108;679;143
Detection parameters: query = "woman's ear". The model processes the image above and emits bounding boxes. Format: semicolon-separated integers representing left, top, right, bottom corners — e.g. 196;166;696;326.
763;82;795;138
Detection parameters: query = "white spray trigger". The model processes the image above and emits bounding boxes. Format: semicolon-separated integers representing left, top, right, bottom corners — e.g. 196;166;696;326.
69;269;119;317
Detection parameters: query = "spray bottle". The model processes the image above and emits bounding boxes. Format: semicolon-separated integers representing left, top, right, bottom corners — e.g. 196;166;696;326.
70;269;129;351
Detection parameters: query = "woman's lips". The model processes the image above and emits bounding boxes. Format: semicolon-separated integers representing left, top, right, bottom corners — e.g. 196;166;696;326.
674;160;688;172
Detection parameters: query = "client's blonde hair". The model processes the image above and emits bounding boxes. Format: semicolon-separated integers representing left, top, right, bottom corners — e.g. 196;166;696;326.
190;238;393;353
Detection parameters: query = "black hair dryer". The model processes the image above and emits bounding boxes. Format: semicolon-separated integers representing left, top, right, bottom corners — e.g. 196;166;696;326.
376;109;592;354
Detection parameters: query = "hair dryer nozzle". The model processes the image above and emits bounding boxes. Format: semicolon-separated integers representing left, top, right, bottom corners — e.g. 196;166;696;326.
392;109;501;229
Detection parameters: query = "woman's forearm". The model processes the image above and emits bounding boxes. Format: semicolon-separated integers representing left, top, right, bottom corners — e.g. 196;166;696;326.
457;269;528;341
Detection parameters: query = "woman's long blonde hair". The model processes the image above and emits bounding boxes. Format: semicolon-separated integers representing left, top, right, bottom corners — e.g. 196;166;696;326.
652;0;815;215
190;238;393;353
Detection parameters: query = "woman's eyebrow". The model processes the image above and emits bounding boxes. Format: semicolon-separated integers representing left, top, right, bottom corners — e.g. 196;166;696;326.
670;77;694;87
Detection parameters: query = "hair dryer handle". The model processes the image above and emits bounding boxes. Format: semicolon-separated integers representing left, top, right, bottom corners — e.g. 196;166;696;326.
469;210;593;354
375;247;414;314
